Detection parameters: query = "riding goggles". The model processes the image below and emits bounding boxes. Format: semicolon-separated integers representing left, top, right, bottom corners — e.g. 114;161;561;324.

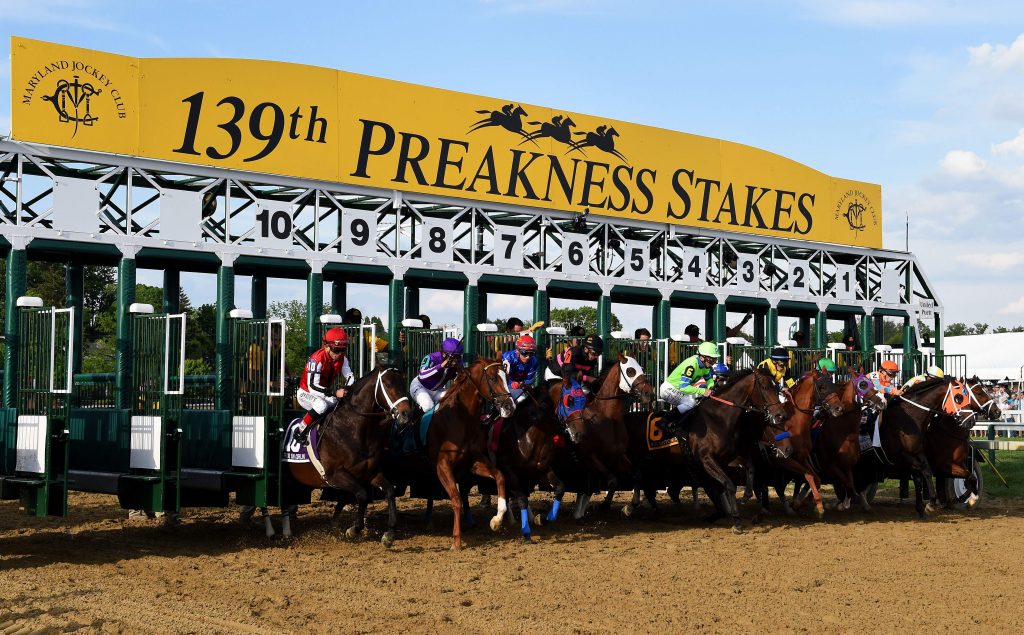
329;346;347;354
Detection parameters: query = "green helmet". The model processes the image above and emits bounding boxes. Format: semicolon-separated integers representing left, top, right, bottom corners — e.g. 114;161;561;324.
697;341;719;358
817;358;837;372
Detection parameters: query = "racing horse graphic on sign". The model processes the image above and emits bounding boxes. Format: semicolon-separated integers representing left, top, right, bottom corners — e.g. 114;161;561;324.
468;103;539;146
520;115;584;153
568;125;629;164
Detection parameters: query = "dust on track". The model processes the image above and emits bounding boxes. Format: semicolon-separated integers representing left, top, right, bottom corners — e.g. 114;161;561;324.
2;490;1022;634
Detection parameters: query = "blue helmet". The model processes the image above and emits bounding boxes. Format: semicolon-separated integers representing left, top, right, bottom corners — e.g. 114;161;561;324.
712;362;730;376
441;338;464;356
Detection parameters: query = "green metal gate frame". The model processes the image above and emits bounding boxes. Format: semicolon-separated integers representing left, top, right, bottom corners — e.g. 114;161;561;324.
119;312;185;513
606;336;668;411
6;303;73;516
226;317;286;508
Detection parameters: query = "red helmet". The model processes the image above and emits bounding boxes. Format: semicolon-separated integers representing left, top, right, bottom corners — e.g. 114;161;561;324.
515;334;536;353
880;359;899;373
323;327;348;349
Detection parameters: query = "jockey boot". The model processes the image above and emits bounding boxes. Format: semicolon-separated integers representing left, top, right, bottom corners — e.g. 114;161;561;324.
294;422;311;445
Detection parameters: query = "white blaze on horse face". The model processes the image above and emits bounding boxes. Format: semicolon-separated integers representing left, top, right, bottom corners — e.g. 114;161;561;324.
618;356;645;393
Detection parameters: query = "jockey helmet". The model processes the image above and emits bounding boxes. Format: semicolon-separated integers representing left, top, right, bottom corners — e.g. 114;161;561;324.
880;359;899;373
515;334;537;354
323;327;348;350
441;338;464;357
712;362;730;376
926;365;945;378
697;341;719;358
817;358;837;373
770;347;790;361
583;335;604;354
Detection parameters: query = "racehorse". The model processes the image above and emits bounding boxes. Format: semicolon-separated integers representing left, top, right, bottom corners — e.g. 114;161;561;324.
675;368;787;533
749;369;844;519
284;367;413;544
855;377;974;517
927;377;999;509
388;357;516;550
492;383;566;542
546;354;655;521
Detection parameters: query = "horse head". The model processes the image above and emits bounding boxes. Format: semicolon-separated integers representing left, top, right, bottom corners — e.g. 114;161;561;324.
851;372;887;411
750;367;788;428
377;367;414;427
616;352;655;408
470;357;516;419
808;369;844;417
967;376;1001;421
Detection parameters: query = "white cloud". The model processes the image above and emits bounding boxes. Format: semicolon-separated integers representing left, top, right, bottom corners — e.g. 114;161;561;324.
796;0;1024;27
488;294;532;314
992;128;1024;155
998;297;1024;315
939;150;987;176
969;34;1024;71
954;253;1024;272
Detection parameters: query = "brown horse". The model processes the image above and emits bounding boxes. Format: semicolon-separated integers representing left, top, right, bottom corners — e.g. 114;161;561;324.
285;367;414;543
750;370;844;519
927;377;998;509
546;354;656;521
678;368;788;532
411;357;516;549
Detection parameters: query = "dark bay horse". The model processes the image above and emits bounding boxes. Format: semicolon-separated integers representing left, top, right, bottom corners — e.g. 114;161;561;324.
492;383;566;541
546;354;655;521
927;377;998;509
388;357;516;550
285;367;413;543
677;368;787;532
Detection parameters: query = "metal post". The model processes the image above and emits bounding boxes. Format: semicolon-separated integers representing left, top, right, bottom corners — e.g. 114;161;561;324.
405;286;420;319
115;256;136;410
653;299;671;340
532;287;549;326
901;317;915;381
860;312;874;352
753;310;765;345
64;262;84;374
216;265;235;411
331;280;346;315
162;269;180;314
463;285;479;358
251;274;267;319
873;315;884;347
478;291;488;325
3;248;27;408
596;295;612;341
799;315;812;343
933;313;944;369
306;269;323;356
711;303;727;342
388;277;405;366
814;310;828;349
765;306;778;346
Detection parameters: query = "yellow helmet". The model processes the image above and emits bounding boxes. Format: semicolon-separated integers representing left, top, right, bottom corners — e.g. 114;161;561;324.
926;365;944;378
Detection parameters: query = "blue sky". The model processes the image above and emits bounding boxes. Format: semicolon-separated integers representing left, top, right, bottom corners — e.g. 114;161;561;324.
3;0;1024;333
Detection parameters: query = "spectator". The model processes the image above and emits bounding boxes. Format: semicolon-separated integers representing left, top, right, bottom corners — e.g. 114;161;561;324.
684;324;701;343
342;308;362;325
793;330;807;348
726;312;753;338
506;317;524;333
634;328;651;340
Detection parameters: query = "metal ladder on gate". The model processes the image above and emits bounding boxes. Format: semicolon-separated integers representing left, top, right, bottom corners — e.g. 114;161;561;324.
119;307;186;514
4;298;73;516
227;315;286;509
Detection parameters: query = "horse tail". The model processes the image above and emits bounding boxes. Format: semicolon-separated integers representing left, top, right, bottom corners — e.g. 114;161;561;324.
527;121;541;125
475;109;492;114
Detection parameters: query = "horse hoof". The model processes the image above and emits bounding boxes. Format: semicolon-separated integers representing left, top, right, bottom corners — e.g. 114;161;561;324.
450;542;463;551
489;516;503;532
622;504;635;519
381;531;395;548
533;513;545;527
521;534;533;544
345;526;361;540
966;493;979;509
815;507;825;520
732;524;743;535
925;502;938;515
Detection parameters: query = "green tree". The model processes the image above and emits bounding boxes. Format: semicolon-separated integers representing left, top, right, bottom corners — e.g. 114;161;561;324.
944;322;970;337
549;307;622;334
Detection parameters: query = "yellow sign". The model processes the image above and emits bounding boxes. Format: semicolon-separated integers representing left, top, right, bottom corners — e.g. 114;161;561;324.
10;37;882;248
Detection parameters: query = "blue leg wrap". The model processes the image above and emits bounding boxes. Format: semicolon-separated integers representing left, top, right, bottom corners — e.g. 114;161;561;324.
774;431;791;441
547;499;561;522
520;508;530;535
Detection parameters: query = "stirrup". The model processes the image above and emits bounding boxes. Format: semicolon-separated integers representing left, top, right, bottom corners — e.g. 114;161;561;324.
295;424;311;444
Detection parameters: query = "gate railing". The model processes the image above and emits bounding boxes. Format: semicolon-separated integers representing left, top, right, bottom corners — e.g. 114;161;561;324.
607;336;668;411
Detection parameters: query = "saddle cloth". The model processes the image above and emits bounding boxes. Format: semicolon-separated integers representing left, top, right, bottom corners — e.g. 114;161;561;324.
283;419;321;464
389;408;434;458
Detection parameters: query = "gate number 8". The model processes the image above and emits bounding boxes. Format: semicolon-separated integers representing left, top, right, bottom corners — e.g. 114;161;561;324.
428;226;446;253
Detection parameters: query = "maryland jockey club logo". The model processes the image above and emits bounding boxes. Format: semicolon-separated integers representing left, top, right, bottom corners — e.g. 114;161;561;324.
469;104;629;164
42;76;101;136
834;190;878;236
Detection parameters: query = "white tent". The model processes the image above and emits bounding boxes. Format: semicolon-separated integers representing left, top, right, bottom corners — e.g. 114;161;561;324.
944;332;1024;382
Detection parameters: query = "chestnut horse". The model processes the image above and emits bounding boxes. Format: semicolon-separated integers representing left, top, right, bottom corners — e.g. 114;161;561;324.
285;367;414;543
546;354;656;521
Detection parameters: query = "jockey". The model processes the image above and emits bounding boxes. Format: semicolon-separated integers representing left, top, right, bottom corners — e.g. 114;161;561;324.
757;346;794;391
410;337;464;412
816;357;837;377
903;365;944;389
501;334;539;403
868;359;903;397
550;335;603;420
659;341;721;417
294;327;354;444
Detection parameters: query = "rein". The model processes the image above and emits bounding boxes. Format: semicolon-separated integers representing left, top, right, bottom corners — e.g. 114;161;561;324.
345;368;410;418
460;362;514;414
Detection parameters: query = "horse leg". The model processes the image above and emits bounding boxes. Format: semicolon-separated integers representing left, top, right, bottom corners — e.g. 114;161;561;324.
802;471;826;519
371;473;398;548
573;492;592;520
544;470;566;524
260;507;275;538
424;497;435;529
625;483;642;519
460;484;476;530
912;472;926;518
435;459;464;550
281;504;298;538
699;454;740;532
331;502;345;531
468;457;508;533
517;493;534;542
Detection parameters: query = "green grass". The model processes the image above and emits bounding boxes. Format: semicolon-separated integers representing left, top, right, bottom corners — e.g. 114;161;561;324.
982;450;1024;499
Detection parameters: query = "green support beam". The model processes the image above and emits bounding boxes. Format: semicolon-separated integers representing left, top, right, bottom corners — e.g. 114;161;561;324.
388;278;405;366
215;265;235;411
814;310;828;349
306;269;323;356
860;313;874;352
711;303;727;342
532;287;549;326
799;316;812;344
3;248;27;409
753;311;765;345
653;299;671;340
251;274;267;319
933;314;943;368
331;280;346;315
478;291;488;325
902;318;915;380
463;285;480;358
596;295;612;341
765;306;779;347
405;286;420;319
163;269;180;314
115;257;136;410
64;262;84;374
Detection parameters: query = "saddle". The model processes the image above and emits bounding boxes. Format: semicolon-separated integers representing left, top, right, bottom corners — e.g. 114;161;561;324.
389;408;433;458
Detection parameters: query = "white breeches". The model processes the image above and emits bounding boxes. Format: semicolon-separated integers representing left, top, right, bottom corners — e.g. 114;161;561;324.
659;382;698;414
296;388;337;415
410;377;446;412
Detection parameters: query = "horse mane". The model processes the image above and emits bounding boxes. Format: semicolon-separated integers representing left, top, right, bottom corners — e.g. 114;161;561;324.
901;376;948;396
435;372;469;409
715;368;753;392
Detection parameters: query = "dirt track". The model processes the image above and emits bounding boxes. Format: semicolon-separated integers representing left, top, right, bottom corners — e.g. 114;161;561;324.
2;490;1023;634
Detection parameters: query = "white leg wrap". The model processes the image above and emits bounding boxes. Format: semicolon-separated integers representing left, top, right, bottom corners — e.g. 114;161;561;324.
490;497;508;531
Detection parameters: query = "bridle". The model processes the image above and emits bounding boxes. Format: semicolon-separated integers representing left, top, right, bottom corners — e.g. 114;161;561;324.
966;380;1000;420
898;380;975;428
707;372;787;429
786;373;841;417
347;368;411;420
461;362;515;415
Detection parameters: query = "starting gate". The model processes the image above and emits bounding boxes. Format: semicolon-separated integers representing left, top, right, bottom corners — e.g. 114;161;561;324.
316;315;378;379
227;316;286;509
399;321;459;383
121;308;186;513
5;300;73;516
475;325;520;360
606;336;668;410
